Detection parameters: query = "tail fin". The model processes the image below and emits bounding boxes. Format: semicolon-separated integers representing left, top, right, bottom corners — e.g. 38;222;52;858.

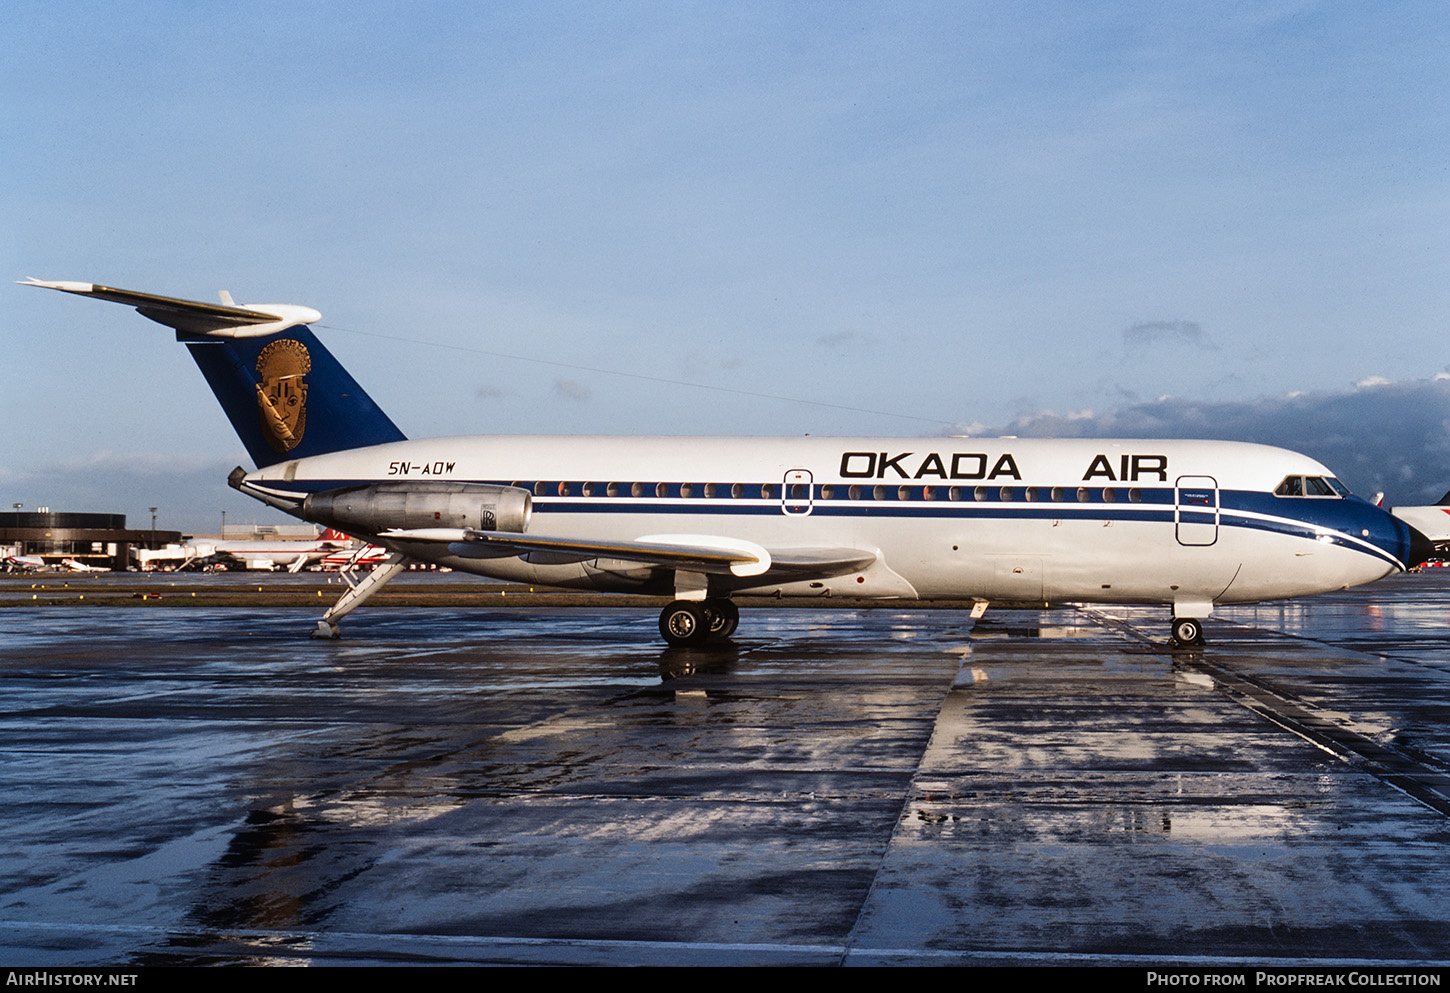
185;324;405;465
21;279;406;467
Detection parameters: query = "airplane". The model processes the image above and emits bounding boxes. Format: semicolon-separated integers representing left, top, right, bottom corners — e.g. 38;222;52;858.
136;530;350;572
3;553;51;573
319;542;392;572
1389;491;1450;560
60;558;110;573
22;278;1433;648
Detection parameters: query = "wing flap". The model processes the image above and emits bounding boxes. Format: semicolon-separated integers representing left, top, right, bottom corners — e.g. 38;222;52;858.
380;528;880;581
381;528;771;576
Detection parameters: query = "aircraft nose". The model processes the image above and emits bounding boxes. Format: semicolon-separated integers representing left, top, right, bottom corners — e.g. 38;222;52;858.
1355;499;1431;573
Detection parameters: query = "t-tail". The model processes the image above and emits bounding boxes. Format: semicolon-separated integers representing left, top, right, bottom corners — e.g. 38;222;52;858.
20;279;405;466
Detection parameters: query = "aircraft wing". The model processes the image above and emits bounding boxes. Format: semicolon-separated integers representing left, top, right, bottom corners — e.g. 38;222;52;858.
380;528;877;580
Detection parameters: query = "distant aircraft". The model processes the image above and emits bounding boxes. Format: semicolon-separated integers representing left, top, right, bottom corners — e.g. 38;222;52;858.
24;278;1433;647
1390;491;1450;560
137;532;349;572
319;543;391;572
3;553;50;573
60;558;110;573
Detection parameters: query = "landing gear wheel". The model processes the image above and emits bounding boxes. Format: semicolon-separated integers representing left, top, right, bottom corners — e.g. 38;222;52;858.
1171;617;1204;647
703;598;739;640
660;600;710;647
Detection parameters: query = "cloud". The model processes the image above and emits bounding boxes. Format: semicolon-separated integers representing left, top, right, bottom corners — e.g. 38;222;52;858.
552;378;593;401
987;376;1450;506
1122;320;1215;351
816;331;871;348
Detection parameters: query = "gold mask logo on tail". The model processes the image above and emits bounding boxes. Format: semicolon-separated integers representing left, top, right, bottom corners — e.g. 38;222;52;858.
255;339;311;452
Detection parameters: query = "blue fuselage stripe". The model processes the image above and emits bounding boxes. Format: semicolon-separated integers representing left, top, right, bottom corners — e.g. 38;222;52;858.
280;480;1407;569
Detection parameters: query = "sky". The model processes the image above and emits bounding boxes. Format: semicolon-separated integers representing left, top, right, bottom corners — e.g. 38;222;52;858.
3;1;1448;534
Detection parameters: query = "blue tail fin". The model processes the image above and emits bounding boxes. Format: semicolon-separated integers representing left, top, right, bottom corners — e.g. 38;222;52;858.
21;279;407;467
185;325;406;467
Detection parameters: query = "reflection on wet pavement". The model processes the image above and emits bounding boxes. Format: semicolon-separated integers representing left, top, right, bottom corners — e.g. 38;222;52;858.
2;574;1450;964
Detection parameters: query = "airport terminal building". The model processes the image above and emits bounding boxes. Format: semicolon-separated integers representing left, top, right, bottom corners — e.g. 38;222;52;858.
0;511;182;571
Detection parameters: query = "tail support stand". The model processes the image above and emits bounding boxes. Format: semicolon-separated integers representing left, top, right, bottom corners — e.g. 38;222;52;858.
311;552;410;639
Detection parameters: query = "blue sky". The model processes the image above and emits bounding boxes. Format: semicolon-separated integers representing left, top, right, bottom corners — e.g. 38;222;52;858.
4;2;1448;533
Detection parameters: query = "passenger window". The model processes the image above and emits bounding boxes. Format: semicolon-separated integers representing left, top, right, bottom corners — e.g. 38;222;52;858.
897;485;911;501
607;482;619;497
631;482;644;497
582;482;594;497
656;482;668;498
974;486;988;501
1076;487;1089;502
704;483;716;498
1102;488;1116;503
731;483;743;498
849;485;861;500
999;486;1013;502
820;484;834;500
761;484;774;499
1128;488;1141;503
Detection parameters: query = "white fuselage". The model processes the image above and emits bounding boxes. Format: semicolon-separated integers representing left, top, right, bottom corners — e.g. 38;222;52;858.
244;435;1412;614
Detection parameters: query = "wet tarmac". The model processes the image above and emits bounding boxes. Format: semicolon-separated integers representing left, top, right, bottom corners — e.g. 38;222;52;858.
3;573;1450;966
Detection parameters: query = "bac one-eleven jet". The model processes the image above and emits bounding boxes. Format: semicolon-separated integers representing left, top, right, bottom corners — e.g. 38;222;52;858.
24;278;1431;648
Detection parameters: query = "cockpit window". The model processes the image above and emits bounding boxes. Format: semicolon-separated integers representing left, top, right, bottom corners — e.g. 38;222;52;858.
1275;475;1345;498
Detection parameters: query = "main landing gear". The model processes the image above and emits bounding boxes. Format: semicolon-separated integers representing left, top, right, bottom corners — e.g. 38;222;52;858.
1170;616;1205;648
659;597;739;647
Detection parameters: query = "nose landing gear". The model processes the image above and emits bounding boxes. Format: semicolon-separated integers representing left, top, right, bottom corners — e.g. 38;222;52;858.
1171;616;1205;648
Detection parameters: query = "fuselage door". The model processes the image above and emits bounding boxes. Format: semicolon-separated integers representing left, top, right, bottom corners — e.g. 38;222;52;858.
1175;475;1219;546
783;469;813;516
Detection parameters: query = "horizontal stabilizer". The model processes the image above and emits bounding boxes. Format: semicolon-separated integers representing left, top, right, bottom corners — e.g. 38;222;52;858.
20;278;321;337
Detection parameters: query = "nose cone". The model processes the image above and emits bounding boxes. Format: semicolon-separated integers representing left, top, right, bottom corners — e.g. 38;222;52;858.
1360;498;1434;571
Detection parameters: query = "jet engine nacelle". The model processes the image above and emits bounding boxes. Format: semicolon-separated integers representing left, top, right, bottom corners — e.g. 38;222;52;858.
302;482;532;535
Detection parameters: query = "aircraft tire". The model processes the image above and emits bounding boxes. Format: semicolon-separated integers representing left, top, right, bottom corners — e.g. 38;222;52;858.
660;600;710;647
704;598;740;640
1171;617;1204;647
